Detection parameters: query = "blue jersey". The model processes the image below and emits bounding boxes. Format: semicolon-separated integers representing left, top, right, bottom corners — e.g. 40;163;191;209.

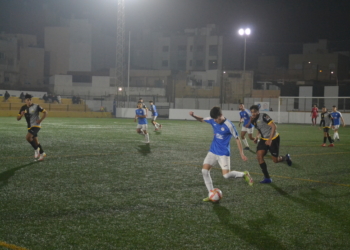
331;111;342;126
239;109;253;128
204;117;239;156
149;104;158;116
135;108;147;124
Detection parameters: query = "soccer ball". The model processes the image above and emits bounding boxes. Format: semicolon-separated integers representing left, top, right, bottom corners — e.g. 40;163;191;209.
209;188;223;202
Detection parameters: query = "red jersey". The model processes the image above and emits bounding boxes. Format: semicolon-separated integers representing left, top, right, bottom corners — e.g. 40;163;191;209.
312;107;318;115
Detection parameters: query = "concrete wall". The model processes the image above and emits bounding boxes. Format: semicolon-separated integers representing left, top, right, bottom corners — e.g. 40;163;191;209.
0;89;47;98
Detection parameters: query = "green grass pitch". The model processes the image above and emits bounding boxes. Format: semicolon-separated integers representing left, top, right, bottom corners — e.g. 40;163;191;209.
0;117;350;250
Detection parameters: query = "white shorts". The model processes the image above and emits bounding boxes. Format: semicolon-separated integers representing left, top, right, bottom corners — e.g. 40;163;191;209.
152;116;157;121
332;125;340;130
241;126;254;134
137;124;148;130
203;152;230;171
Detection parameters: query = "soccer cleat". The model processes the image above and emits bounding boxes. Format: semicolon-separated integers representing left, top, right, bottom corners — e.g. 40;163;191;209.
202;197;211;202
243;171;253;186
260;178;272;184
328;143;334;147
243;147;250;150
321;143;326;147
38;152;46;161
285;154;292;166
34;148;40;158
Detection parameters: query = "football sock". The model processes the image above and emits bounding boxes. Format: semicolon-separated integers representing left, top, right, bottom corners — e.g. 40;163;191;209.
334;132;339;139
242;138;249;147
145;133;149;142
280;156;286;162
202;169;214;192
38;144;44;154
259;162;270;179
29;140;38;150
327;136;333;143
323;137;327;143
223;171;244;179
155;123;159;129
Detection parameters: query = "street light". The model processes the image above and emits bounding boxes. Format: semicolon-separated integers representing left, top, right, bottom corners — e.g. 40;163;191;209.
238;28;251;102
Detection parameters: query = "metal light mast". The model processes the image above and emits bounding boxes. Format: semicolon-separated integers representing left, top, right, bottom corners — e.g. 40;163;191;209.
115;0;125;88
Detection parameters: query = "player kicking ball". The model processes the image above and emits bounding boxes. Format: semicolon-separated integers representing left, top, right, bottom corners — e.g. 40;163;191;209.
135;102;150;143
189;107;253;202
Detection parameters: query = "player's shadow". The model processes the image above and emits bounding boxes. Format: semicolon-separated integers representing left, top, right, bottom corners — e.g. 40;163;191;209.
270;184;350;236
0;162;37;189
212;204;288;249
137;144;151;156
153;131;162;135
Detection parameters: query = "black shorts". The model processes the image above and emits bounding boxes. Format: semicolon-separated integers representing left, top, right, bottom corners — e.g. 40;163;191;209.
28;127;40;138
257;135;280;158
323;127;330;133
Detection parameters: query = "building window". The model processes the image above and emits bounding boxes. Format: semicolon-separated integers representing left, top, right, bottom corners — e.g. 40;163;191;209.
177;60;186;70
4;77;9;82
162;60;168;67
208;60;217;69
196;60;203;67
178;45;186;51
162;46;169;52
209;45;218;56
196;45;204;52
208;80;215;87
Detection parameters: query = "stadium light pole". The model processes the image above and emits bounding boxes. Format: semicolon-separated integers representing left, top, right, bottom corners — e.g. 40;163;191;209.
238;28;251;102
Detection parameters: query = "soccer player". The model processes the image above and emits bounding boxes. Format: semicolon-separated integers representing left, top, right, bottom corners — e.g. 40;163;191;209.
331;105;345;142
238;103;254;150
189;107;253;202
138;98;148;115
319;107;334;147
148;100;162;131
249;105;292;184
135;102;150;143
311;104;319;126
17;94;47;161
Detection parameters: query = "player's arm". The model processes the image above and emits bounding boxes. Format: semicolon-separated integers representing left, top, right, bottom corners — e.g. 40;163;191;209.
17;107;25;121
37;110;47;124
189;111;204;122
235;138;247;161
266;121;276;146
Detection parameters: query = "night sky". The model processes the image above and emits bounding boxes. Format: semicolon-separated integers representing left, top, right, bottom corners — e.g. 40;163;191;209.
1;0;350;68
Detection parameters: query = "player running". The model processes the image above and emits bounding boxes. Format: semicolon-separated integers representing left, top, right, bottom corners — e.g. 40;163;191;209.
17;94;47;161
319;107;334;147
331;105;345;142
311;104;319;126
238;103;254;150
189;107;253;202
135;102;150;143
149;100;162;131
249;105;292;184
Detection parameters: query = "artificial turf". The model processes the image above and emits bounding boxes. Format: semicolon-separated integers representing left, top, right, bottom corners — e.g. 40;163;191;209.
0;117;349;250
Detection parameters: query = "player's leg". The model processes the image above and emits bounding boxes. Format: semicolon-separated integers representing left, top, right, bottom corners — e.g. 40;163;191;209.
256;140;272;183
322;130;327;146
333;127;339;141
26;130;40;156
220;156;253;186
33;136;46;160
240;129;249;150
202;152;216;201
143;125;150;143
326;130;334;147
